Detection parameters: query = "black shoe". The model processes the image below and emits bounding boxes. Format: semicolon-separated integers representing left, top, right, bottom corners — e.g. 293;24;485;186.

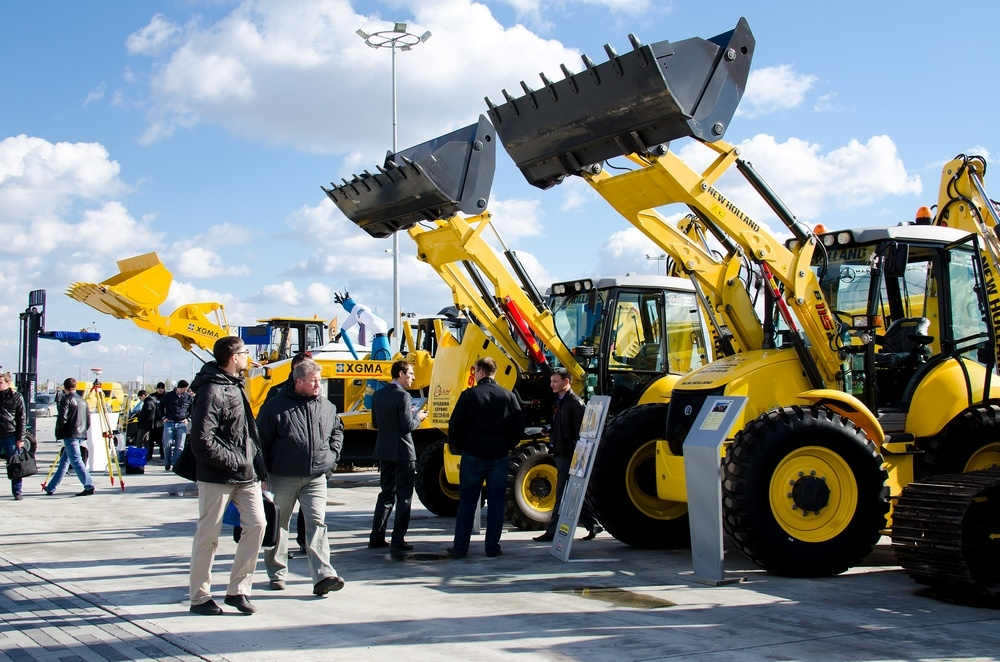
44;491;54;496
486;547;502;558
313;576;345;595
389;542;413;552
298;545;307;556
190;599;223;615
13;494;23;501
367;539;390;549
164;465;172;472
533;533;554;542
224;594;256;614
581;525;603;541
445;546;466;559
75;487;95;497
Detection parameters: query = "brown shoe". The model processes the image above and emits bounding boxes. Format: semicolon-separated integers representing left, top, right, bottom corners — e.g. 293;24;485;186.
224;594;256;614
313;576;345;596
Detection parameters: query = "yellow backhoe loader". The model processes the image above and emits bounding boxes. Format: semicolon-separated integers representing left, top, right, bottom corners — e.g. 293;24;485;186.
324;115;714;529
486;17;1000;604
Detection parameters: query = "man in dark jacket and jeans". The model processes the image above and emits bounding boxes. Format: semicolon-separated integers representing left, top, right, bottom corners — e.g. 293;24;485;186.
447;357;525;558
187;336;265;616
257;358;345;596
45;378;94;497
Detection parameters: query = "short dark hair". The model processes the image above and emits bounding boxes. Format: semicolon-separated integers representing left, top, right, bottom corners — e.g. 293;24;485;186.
177;379;189;389
63;377;77;390
156;382;166;390
213;336;244;365
138;390;148;397
291;351;312;367
475;357;497;376
390;359;412;379
552;367;572;382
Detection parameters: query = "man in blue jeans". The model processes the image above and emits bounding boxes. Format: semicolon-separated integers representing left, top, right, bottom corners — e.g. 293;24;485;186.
0;372;27;500
45;378;94;496
160;379;194;471
447;357;525;558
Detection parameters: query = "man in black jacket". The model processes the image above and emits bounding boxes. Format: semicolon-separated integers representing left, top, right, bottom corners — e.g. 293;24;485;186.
533;368;601;542
160;379;194;471
257;358;345;596
0;372;27;500
447;357;525;558
187;336;265;616
45;378;94;497
368;359;426;556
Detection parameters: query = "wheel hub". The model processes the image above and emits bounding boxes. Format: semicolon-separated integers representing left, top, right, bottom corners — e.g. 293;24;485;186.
529;476;552;498
791;475;830;513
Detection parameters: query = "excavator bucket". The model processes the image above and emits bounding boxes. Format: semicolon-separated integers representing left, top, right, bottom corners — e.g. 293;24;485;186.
485;18;755;189
323;114;496;238
66;252;172;318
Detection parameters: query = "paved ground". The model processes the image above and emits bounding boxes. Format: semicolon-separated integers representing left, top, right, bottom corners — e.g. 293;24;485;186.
2;417;998;661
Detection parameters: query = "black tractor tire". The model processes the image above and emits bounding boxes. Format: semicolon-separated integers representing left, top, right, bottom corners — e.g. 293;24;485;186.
722;405;889;577
505;441;557;531
414;438;459;517
918;404;1000;476
589;404;691;549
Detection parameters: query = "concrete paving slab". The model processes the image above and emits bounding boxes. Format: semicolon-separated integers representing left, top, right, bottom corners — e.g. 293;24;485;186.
2;417;998;661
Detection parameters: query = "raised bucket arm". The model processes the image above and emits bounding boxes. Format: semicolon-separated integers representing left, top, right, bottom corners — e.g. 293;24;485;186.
485;18;754;189
323;115;496;239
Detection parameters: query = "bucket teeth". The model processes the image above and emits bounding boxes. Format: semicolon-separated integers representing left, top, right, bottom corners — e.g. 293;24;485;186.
485;18;755;189
322;115;496;239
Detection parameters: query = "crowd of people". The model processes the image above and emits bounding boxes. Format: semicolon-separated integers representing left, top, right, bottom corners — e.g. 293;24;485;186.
4;337;599;618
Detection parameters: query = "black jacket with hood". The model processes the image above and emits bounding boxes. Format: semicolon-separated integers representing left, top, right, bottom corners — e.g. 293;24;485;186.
188;362;264;484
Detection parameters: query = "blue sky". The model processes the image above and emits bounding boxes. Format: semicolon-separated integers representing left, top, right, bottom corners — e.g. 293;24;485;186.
3;0;1000;387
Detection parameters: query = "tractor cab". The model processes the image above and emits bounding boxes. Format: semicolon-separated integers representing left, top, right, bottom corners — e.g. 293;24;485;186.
239;317;329;364
548;275;712;415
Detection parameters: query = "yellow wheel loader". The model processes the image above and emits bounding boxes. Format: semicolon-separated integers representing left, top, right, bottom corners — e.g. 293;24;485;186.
324;115;714;530
487;17;1000;604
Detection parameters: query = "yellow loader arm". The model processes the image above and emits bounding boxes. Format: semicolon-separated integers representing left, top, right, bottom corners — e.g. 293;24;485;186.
66;252;230;353
486;18;839;389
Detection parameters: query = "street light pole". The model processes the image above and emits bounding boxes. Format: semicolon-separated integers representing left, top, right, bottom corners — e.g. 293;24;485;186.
356;22;431;338
645;253;668;276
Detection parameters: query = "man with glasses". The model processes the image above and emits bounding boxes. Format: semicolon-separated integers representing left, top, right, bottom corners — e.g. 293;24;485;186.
187;338;266;616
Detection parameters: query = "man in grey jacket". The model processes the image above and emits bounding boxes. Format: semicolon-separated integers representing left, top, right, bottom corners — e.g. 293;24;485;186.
368;359;426;557
187;336;265;616
257;358;345;596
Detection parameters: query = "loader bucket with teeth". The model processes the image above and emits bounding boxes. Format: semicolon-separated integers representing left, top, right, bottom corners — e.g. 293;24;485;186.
323;114;496;238
485;17;754;189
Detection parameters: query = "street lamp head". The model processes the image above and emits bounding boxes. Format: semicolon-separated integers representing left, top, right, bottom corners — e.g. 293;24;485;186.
419;30;432;43
393;22;407;32
356;28;369;39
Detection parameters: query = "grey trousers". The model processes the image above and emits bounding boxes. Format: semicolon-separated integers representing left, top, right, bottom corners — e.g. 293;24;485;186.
264;473;337;584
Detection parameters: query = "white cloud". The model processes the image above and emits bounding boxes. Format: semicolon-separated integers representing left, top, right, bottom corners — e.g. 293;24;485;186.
489;197;543;242
256;281;301;306
125;13;181;55
83;83;106;106
306;282;332;306
738;65;818;118
132;0;582;154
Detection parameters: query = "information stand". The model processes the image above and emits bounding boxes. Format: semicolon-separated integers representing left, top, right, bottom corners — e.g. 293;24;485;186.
682;396;747;585
550;396;615;562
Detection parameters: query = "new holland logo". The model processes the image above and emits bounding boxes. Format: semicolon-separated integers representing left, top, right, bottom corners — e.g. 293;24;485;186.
334;362;384;376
